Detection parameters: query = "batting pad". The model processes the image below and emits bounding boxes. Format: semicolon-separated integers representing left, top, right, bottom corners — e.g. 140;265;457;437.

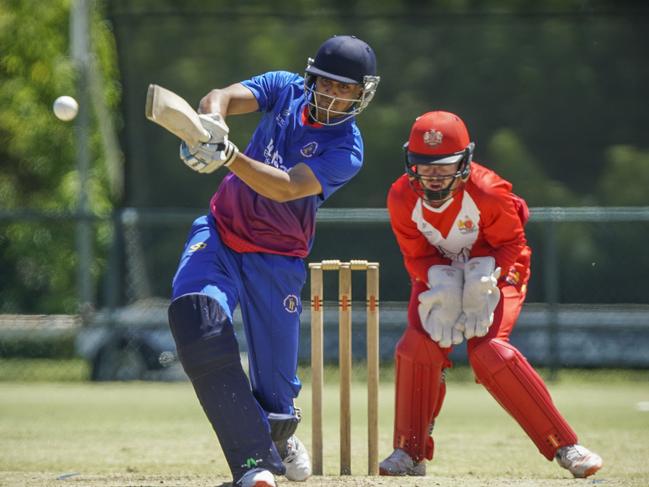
469;338;578;459
168;293;285;482
268;411;300;442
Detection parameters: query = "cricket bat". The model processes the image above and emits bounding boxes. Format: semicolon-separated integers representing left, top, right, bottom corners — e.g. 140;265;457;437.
145;84;210;147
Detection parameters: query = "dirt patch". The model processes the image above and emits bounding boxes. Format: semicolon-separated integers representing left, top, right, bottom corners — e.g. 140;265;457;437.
0;472;634;487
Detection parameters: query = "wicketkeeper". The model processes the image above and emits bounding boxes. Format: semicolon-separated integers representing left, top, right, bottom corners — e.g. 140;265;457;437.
167;35;379;487
380;110;603;479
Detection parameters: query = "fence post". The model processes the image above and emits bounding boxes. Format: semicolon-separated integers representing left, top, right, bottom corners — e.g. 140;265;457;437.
103;210;123;310
71;0;94;318
543;220;560;379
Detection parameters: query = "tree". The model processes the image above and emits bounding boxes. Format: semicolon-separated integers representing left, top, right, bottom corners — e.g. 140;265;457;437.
0;0;119;313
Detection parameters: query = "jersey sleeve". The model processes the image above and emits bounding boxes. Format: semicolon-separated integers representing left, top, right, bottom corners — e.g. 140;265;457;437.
387;180;450;283
304;142;363;201
477;185;528;273
240;71;299;113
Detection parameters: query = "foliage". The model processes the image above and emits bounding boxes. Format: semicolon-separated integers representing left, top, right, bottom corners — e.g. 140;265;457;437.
0;0;119;313
485;129;577;206
107;1;649;209
1;0;76;211
0;334;76;359
599;146;649;205
2;1;649;312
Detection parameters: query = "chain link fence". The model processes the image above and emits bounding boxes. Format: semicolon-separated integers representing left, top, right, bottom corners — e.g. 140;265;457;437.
2;207;649;381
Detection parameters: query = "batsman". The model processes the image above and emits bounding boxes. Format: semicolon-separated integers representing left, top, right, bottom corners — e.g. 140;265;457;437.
379;110;603;479
166;36;379;487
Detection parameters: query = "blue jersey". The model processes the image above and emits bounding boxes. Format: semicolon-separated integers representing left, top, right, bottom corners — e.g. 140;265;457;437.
210;71;364;257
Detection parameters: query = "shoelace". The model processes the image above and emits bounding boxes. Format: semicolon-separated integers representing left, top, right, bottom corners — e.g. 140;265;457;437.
283;438;298;463
562;446;585;463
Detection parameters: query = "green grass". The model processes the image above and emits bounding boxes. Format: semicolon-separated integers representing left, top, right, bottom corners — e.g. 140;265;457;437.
0;358;89;381
1;367;648;486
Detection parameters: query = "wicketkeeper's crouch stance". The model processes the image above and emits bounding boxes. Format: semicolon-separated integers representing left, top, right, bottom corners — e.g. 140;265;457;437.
166;35;379;487
380;110;603;479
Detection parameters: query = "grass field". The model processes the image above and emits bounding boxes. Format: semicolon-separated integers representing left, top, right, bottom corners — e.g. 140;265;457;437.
1;366;648;486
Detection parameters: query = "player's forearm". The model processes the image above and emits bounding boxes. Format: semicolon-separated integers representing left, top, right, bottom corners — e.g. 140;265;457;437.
228;154;310;202
488;241;526;275
198;89;225;115
198;84;258;116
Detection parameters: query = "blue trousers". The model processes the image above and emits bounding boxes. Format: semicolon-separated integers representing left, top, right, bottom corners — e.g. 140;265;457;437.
172;215;305;414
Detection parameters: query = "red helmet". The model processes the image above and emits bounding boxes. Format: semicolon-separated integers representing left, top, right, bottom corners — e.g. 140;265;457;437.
404;111;474;203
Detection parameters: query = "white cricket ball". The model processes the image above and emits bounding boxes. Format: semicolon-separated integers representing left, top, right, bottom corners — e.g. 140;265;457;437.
53;95;79;122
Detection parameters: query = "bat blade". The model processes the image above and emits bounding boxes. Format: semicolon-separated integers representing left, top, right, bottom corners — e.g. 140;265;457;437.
145;84;210;147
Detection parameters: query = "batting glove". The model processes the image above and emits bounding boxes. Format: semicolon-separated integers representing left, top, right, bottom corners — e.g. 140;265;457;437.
462;256;501;339
418;265;465;348
179;113;239;173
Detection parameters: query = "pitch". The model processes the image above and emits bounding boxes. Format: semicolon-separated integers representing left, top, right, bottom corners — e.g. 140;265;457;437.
1;367;647;486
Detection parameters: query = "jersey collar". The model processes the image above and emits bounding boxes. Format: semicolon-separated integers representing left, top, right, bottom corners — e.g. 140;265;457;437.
301;105;323;128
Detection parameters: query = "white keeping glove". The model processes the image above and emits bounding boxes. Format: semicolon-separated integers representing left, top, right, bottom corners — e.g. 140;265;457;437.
179;113;239;173
418;265;465;348
462;256;501;339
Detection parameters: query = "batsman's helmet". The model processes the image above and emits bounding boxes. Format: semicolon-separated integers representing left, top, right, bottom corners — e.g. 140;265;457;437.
305;35;380;125
404;111;475;203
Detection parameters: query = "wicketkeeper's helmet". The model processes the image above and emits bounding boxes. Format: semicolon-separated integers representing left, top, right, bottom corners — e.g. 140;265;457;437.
404;111;475;203
304;35;380;125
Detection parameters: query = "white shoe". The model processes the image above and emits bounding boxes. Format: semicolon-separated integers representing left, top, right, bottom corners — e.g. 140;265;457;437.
238;468;276;487
379;448;426;476
277;435;311;481
556;444;603;478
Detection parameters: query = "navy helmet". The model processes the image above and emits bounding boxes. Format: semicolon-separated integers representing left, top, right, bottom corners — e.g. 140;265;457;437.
306;35;377;84
304;35;380;125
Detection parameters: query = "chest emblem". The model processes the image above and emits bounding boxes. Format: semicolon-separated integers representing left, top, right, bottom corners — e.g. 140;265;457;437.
457;216;477;234
300;141;318;158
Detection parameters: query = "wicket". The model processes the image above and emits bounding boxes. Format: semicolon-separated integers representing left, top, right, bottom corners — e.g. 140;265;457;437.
309;259;380;476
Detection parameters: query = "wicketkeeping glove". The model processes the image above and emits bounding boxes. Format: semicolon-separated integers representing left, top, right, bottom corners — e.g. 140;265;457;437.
179;113;239;174
418;265;465;348
462;256;501;339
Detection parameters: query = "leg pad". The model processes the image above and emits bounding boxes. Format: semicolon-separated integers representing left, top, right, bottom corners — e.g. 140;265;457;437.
393;327;447;462
168;292;239;379
469;339;577;459
168;294;285;481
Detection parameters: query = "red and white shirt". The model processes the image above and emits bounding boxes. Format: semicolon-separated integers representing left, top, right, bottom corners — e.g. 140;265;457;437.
387;162;531;287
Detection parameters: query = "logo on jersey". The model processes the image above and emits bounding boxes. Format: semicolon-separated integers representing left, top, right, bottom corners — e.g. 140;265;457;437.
275;109;291;128
506;267;521;286
263;138;288;171
423;129;443;147
283;294;299;313
457;217;477;234
300;141;318;158
189;242;207;252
